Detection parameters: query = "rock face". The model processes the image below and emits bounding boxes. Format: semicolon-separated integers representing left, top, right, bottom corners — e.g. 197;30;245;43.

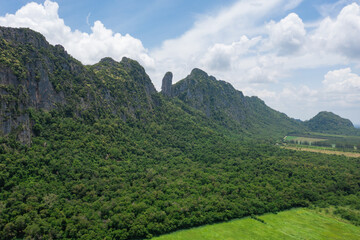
161;72;173;97
0;27;68;144
0;27;159;144
91;56;158;118
172;68;247;119
171;68;303;136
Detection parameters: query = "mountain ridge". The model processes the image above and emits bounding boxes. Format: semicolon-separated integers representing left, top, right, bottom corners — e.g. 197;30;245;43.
1;26;358;143
0;26;359;240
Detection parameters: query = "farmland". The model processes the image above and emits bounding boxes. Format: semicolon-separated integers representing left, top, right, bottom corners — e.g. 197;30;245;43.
283;146;360;158
283;133;360;152
152;208;360;240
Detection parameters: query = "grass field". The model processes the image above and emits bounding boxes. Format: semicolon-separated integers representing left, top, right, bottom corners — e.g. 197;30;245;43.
284;136;327;143
283;133;360;153
283;146;360;158
152;208;360;240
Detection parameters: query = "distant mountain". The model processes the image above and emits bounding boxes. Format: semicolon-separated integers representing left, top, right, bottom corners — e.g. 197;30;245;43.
165;68;304;137
305;111;359;135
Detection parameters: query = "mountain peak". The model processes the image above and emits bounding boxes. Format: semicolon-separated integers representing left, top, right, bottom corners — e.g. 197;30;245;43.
99;57;118;65
161;72;173;97
305;111;357;135
0;26;49;49
190;68;208;78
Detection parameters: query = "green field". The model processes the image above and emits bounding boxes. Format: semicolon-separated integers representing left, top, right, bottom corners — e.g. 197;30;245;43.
284;133;360;152
284;136;327;143
152;208;360;240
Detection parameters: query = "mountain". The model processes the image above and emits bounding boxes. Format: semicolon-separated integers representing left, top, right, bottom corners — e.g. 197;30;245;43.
165;68;304;137
305;111;359;135
0;27;305;144
0;26;100;144
0;27;160;144
0;27;359;240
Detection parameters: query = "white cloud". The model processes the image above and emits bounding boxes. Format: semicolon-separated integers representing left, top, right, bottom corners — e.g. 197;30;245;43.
323;67;360;92
322;68;360;107
0;0;154;68
257;68;360;121
267;13;306;55
317;0;359;17
201;36;261;71
313;3;360;59
242;87;278;99
149;0;303;87
246;66;278;83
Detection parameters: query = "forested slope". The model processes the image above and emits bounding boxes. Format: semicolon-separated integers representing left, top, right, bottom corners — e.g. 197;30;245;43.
0;27;359;239
1;106;359;239
305;111;360;136
170;68;304;138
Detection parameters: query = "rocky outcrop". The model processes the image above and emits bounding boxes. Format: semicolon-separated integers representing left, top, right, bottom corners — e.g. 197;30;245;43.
91;57;158;118
120;57;157;97
0;27;94;144
172;68;247;119
171;68;304;136
161;72;173;97
0;27;50;49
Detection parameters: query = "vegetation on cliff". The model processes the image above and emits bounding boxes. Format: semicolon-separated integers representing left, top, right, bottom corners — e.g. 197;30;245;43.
0;27;359;239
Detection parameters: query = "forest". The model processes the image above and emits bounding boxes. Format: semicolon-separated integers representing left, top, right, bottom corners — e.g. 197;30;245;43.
0;105;359;239
0;26;359;239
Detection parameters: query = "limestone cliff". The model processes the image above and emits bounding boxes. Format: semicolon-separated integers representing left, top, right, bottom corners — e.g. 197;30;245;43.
161;72;173;97
171;68;304;136
0;27;158;144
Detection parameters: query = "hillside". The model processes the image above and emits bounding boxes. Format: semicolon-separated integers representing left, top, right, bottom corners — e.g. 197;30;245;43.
305;111;360;135
0;27;163;145
0;26;305;143
164;68;304;138
0;27;359;239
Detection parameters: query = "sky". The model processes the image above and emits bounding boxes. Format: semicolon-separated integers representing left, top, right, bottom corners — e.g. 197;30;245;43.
0;0;359;124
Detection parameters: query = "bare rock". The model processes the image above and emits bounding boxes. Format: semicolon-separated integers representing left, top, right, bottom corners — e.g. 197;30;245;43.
161;72;173;97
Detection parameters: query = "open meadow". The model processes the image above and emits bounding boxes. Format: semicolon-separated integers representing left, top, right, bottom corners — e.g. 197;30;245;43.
152;208;360;240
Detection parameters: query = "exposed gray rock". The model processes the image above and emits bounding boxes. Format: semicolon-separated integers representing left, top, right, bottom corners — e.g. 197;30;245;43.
0;26;50;49
0;27;85;144
161;72;173;97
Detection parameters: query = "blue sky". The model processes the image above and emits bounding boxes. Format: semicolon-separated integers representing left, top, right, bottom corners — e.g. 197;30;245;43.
0;0;360;124
0;0;239;47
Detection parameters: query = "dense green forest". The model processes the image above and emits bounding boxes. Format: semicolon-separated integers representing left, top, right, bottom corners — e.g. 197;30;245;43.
0;27;360;239
1;106;359;239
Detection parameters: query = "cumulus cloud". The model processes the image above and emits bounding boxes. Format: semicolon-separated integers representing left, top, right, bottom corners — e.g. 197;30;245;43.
322;68;360;107
323;67;360;92
267;13;306;55
313;3;360;59
149;0;303;87
246;66;278;83
242;87;278;99
201;36;261;71
257;68;360;121
0;0;154;67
